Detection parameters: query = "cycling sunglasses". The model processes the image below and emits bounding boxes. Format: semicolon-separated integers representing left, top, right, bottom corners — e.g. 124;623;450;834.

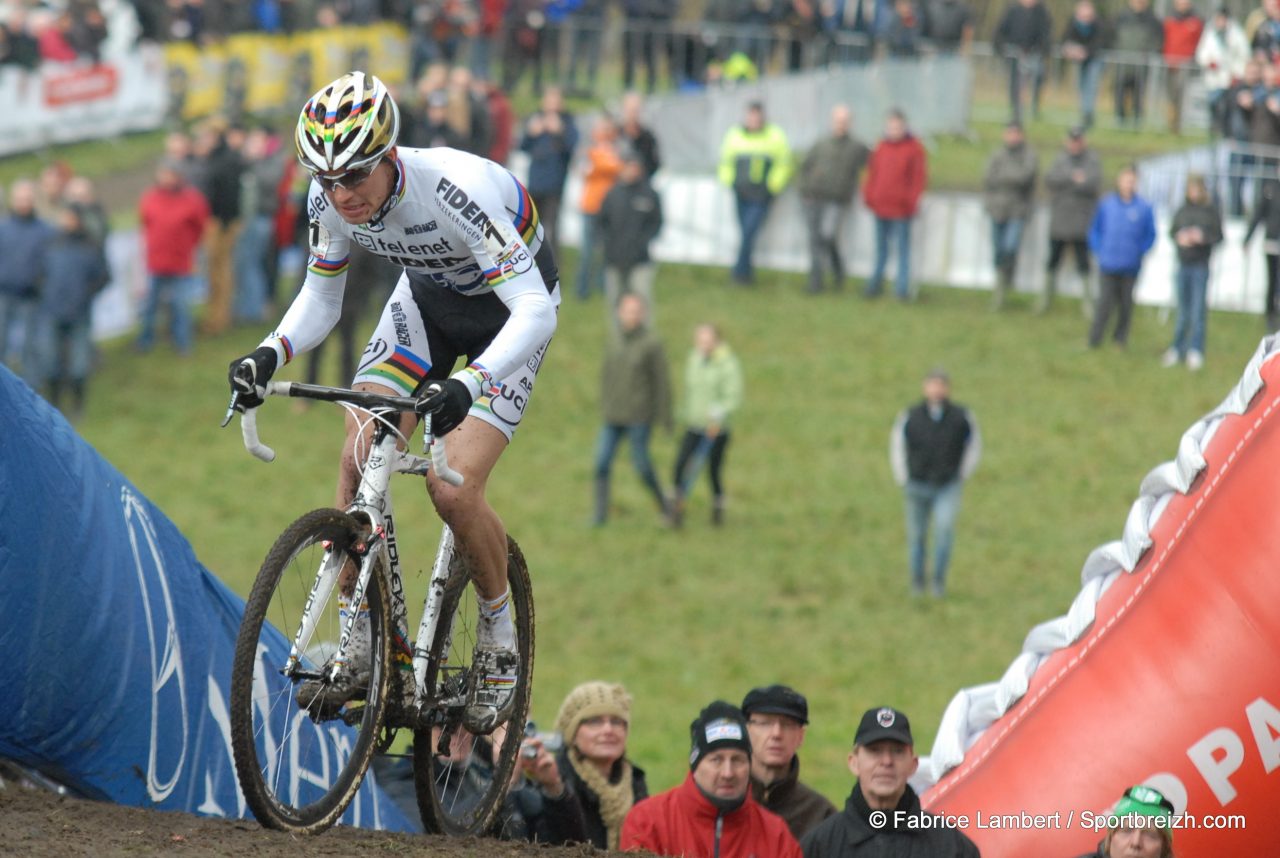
312;160;380;192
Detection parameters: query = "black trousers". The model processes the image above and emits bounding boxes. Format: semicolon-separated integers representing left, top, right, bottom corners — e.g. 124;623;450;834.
1089;272;1138;347
673;430;731;499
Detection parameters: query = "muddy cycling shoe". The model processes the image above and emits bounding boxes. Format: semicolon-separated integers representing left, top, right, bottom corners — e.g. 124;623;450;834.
297;663;371;716
462;646;519;735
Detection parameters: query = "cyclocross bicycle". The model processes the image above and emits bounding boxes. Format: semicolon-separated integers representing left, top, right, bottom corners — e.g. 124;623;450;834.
222;381;534;836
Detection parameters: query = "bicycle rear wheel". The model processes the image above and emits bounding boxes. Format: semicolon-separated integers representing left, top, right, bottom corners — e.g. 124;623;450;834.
229;508;392;833
412;536;534;835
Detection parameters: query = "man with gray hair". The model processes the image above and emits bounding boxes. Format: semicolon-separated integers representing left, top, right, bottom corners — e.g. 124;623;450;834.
798;104;869;295
890;368;981;597
801;707;978;857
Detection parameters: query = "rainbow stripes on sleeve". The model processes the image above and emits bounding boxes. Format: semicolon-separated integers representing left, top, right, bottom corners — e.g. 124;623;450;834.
509;174;539;248
362;346;431;396
308;255;349;278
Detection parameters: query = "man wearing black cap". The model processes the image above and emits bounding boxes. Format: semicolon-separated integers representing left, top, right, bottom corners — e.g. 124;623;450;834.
801;707;979;857
742;685;837;839
621;700;801;858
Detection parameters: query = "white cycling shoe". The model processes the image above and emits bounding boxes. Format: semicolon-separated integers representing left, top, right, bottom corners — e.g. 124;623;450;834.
462;646;519;735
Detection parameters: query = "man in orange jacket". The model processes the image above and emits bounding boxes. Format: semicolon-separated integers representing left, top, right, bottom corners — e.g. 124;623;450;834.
621;700;802;858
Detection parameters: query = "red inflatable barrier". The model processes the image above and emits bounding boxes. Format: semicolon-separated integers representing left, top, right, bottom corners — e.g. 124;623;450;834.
922;340;1280;856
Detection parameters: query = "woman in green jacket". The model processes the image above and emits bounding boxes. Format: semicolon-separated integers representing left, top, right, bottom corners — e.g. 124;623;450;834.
671;323;744;527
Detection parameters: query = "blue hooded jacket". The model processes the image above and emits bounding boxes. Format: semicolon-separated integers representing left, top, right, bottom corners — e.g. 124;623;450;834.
1088;192;1156;274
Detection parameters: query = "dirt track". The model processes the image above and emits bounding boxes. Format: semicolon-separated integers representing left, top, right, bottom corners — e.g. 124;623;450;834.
0;785;624;858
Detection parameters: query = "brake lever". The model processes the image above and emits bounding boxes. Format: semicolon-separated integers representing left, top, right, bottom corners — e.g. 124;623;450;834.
221;390;243;428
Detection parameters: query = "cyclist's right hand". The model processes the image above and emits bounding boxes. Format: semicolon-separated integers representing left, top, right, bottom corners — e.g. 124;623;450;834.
227;346;278;410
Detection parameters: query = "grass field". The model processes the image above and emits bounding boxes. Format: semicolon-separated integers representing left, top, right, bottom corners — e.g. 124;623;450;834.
73;254;1267;803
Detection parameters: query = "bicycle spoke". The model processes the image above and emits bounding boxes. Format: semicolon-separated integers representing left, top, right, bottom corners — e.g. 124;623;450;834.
230;509;391;834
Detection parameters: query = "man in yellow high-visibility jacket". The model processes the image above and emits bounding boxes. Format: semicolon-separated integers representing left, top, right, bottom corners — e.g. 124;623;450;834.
718;102;793;286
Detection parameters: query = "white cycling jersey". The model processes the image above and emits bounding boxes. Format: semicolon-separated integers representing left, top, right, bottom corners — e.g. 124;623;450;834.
259;146;559;405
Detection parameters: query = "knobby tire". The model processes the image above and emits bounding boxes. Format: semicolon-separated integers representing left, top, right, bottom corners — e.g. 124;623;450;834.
229;508;392;834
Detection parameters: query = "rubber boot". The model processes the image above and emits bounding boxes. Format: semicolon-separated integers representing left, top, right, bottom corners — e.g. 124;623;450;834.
669;494;685;530
991;265;1011;311
1081;270;1098;319
592;477;609;526
1037;271;1057;315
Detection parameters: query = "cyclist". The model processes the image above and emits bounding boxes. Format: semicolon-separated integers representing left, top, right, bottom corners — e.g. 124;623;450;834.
227;71;558;734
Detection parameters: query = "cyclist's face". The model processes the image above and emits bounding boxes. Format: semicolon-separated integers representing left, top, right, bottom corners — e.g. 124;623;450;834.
321;156;395;224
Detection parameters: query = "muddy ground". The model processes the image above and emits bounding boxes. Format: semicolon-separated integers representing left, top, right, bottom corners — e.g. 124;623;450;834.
0;784;639;858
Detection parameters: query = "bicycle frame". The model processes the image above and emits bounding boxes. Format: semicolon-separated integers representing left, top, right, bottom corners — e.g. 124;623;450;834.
235;381;465;716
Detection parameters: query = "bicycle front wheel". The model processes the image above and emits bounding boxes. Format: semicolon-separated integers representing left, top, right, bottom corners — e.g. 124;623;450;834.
412;536;535;835
229;508;392;833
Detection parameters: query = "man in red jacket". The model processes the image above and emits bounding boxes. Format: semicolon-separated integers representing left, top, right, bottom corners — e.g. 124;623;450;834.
621;700;802;858
862;109;927;301
1163;0;1204;134
137;160;210;355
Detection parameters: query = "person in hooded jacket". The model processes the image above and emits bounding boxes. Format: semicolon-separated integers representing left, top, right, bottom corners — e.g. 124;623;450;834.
800;707;978;858
620;700;801;858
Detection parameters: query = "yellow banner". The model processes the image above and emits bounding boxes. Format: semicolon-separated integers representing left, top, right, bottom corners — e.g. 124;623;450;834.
162;24;409;123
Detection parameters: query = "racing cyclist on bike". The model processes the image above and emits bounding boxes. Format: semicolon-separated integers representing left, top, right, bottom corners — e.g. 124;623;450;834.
227;72;558;734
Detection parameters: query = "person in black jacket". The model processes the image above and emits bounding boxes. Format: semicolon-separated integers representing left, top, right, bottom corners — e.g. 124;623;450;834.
1163;175;1222;371
598;148;664;321
619;91;662;179
1244;176;1280;332
198;121;246;336
517;681;648;849
993;0;1053;124
1062;0;1108;129
800;707;979;858
889;368;981;598
743;684;836;840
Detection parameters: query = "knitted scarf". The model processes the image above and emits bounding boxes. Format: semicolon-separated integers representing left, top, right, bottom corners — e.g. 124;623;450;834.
568;747;634;850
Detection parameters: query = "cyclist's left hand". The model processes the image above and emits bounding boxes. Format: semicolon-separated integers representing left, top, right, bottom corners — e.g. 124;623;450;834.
421;379;473;435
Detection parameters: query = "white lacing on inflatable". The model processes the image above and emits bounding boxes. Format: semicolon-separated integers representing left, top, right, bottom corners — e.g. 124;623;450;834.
919;333;1280;789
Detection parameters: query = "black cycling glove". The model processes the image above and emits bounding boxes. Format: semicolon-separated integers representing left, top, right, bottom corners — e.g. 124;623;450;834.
227;346;278;410
421;379;474;435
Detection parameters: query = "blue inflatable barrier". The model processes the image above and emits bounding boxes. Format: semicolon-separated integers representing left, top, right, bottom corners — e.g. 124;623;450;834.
0;366;416;832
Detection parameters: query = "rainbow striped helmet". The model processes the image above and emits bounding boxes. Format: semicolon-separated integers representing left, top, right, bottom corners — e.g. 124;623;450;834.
295;71;400;174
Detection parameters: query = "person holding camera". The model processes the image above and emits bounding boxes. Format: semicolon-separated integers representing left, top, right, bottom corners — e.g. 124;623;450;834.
518;681;648;849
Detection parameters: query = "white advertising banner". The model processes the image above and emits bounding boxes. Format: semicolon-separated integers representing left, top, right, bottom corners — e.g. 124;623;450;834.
0;45;168;157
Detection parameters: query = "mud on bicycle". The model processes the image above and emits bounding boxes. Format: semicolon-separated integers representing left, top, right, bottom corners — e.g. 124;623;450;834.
222;381;534;836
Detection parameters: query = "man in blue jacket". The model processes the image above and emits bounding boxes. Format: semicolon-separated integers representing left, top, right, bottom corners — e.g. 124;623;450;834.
1086;164;1155;349
519;87;579;255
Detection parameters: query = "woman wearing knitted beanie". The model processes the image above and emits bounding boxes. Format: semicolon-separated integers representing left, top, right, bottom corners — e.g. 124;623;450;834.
519;680;648;849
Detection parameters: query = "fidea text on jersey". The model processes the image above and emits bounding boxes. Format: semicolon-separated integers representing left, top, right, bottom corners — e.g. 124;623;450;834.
436;177;504;245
